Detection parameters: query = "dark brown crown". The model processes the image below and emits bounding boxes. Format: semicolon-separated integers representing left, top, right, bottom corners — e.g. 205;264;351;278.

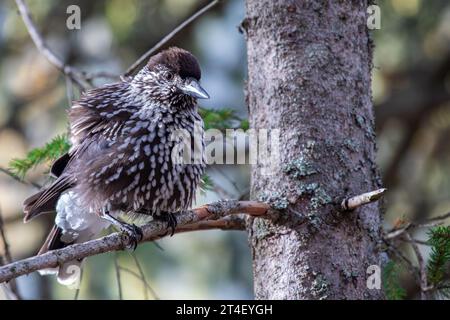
147;47;201;80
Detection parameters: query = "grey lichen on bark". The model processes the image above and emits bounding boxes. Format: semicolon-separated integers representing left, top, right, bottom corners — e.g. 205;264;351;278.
244;0;385;299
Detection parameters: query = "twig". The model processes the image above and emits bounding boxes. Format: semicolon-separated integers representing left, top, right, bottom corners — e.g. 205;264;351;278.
397;237;430;246
381;212;450;297
131;253;149;300
73;269;82;300
385;212;450;240
0;208;21;299
405;232;429;300
0;167;41;189
82;71;119;81
0;200;270;283
132;254;148;300
130;253;158;299
15;0;90;90
341;188;387;211
0;210;13;265
384;225;412;240
114;253;123;300
65;76;74;106
118;266;159;300
382;238;419;281
424;212;450;224
0;167;25;186
123;0;219;78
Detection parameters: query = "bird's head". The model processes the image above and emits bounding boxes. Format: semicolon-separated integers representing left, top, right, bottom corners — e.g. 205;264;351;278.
133;47;209;104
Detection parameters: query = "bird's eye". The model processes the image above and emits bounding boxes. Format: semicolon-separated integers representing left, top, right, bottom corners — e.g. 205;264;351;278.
165;72;174;81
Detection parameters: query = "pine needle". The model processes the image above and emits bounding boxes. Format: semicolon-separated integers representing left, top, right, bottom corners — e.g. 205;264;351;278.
9;134;70;178
199;108;248;131
426;226;450;298
382;260;406;300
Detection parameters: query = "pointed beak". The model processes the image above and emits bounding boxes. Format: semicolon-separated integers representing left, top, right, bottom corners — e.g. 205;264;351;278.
181;78;210;99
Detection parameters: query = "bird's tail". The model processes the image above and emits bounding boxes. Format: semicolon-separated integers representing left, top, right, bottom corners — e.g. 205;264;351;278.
37;225;84;287
36;192;110;287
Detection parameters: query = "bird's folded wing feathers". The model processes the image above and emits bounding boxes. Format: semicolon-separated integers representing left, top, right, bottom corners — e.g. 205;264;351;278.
69;82;133;144
23;176;75;222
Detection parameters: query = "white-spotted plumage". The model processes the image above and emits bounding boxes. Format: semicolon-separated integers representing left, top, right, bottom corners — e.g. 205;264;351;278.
23;48;208;286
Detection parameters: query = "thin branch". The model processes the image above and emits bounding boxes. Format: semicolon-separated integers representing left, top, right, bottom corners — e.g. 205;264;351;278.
123;0;219;78
424;212;450;224
73;269;82;300
397;237;430;246
0;167;25;186
341;188;387;211
385;211;450;240
130;253;153;299
118;266;159;300
0;167;41;189
0;200;270;283
382;212;450;296
82;71;120;81
384;225;412;240
0;208;21;299
0;209;13;265
73;288;80;300
114;253;123;300
382;238;419;281
15;0;90;90
65;75;74;106
405;232;429;300
133;257;148;300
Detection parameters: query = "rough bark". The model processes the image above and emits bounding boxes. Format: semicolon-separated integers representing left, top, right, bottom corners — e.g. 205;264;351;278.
244;0;385;299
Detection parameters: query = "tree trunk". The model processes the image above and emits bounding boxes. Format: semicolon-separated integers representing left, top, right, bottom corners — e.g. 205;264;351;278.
244;0;385;299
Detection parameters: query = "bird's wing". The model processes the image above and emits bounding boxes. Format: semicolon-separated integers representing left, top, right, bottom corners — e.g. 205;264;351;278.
50;152;71;178
69;82;134;145
24;83;134;221
23;175;75;222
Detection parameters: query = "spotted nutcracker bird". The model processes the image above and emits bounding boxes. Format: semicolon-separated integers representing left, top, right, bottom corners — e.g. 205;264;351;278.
23;47;208;284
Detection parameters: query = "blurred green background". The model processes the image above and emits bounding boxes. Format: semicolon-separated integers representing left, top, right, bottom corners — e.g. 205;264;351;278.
0;0;449;299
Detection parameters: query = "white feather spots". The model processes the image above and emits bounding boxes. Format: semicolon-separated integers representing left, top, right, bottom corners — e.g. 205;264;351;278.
71;82;206;216
106;167;123;184
127;164;137;175
118;141;130;151
144;145;151;156
148;169;155;181
150;156;156;169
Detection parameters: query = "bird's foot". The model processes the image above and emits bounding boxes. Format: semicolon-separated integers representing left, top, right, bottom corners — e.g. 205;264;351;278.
153;212;178;237
119;223;143;250
99;209;143;250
